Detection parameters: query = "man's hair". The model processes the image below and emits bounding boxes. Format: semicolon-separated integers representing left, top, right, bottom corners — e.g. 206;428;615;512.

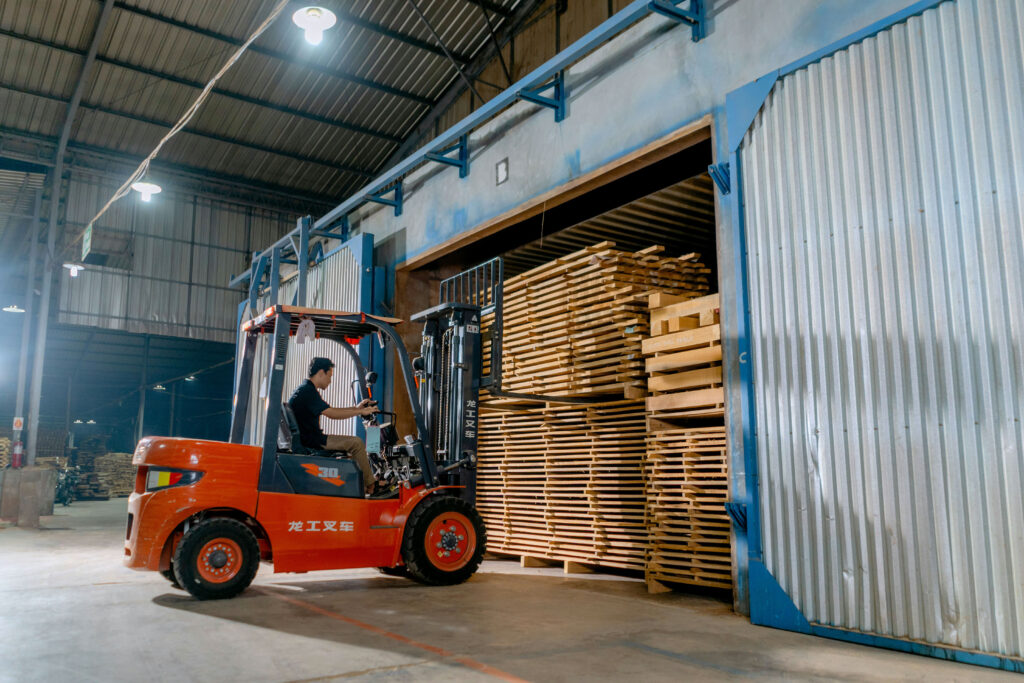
308;357;334;377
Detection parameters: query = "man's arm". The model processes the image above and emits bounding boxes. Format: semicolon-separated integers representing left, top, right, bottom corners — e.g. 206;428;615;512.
322;399;377;421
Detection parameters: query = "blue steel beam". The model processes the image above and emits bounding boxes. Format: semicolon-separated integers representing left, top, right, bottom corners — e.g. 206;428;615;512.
230;0;704;287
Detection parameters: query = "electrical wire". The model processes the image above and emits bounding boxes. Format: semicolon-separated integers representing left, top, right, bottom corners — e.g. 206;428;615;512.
62;0;291;259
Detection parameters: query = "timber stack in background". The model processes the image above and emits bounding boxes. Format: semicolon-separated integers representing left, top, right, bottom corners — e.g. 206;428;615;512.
642;292;731;592
477;242;728;587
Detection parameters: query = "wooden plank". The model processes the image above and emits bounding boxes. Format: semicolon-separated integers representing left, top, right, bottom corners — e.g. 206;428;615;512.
645;345;722;373
641;324;720;355
648;365;723;393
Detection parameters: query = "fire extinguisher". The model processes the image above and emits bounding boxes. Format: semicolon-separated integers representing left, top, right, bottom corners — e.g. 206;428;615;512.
11;440;23;469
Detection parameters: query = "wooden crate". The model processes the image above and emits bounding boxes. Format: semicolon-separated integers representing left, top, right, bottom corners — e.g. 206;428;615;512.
645;424;732;591
643;293;723;418
481;243;711;401
477;401;650;572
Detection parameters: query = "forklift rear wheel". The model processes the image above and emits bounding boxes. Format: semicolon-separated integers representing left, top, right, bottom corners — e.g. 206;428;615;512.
402;496;486;586
173;518;260;600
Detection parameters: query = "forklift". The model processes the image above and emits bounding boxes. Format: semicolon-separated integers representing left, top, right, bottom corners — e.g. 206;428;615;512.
124;266;488;600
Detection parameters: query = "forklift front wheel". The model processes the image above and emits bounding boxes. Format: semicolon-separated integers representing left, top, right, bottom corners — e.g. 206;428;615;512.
160;566;182;589
173;518;260;600
402;496;486;586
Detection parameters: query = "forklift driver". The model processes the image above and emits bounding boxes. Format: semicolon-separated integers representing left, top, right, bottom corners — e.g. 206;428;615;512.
288;357;379;496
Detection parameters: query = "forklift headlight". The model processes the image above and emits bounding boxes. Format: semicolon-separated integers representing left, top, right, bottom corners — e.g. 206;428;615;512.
145;468;203;492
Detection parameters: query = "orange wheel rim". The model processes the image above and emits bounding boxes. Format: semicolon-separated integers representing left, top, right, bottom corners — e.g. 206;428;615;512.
425;511;476;571
196;538;243;583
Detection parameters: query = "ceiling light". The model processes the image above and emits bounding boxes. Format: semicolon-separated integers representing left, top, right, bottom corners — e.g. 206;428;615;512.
86;419;96;424
292;6;336;45
154;384;166;391
63;263;84;278
185;375;197;382
2;304;25;313
131;180;162;202
74;419;83;424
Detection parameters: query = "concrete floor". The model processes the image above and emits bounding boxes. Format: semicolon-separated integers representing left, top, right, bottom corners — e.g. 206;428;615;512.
0;500;1015;683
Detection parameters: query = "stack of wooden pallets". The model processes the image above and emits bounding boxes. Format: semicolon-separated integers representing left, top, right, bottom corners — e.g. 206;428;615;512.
74;435;111;500
645;422;731;590
642;293;723;417
482;243;711;401
92;452;135;497
477;401;650;571
0;437;10;469
642;291;731;592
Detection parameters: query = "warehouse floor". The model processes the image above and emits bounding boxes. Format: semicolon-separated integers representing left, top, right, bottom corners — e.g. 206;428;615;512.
0;501;1014;682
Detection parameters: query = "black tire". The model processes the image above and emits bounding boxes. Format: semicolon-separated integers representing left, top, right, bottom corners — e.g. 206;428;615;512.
160;567;182;589
377;565;409;578
401;496;486;586
172;518;260;600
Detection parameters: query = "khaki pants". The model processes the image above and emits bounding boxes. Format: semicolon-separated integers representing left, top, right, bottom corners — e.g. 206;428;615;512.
324;435;374;493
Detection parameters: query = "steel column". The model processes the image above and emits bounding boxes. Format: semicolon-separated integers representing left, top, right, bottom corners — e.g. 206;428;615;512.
27;0;116;466
135;335;150;444
13;188;42;461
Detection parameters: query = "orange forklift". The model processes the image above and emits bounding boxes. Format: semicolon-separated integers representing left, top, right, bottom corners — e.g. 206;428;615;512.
124;273;490;600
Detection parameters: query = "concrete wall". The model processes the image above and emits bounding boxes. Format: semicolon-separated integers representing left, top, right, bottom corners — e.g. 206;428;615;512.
341;0;916;613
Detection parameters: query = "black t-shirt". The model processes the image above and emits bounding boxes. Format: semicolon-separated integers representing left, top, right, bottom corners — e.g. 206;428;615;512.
288;379;329;449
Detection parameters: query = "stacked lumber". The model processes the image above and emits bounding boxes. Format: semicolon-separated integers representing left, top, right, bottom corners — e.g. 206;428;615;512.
74;435;111;500
35;456;68;470
482;243;711;401
645;424;731;590
0;437;10;469
477;401;649;571
92;453;135;497
642;293;723;417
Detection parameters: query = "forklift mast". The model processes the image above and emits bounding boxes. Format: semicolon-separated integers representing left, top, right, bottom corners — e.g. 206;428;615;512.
412;301;483;502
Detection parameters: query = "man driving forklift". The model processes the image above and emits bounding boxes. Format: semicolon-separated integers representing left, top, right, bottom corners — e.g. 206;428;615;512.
288;357;379;496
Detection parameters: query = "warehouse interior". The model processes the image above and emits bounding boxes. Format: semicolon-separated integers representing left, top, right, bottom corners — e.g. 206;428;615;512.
1;0;1022;680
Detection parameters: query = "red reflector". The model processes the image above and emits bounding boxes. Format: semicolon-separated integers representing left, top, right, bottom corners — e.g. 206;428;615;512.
167;472;183;486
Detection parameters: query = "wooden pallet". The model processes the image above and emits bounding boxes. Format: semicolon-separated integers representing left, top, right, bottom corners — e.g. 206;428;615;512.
645;424;732;591
0;437;10;469
477;401;650;572
643;293;724;417
481;243;711;400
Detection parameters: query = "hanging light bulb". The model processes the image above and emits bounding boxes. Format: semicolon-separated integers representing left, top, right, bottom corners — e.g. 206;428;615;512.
2;304;25;313
63;263;84;278
131;180;162;202
292;6;336;45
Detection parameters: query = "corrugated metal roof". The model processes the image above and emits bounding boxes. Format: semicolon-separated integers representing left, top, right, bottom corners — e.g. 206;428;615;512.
0;167;46;254
0;0;522;201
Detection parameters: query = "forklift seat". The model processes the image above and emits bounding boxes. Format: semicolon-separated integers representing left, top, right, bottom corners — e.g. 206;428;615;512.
279;403;350;458
277;403;363;497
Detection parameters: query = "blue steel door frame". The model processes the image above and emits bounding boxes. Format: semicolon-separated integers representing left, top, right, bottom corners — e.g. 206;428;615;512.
723;0;1021;673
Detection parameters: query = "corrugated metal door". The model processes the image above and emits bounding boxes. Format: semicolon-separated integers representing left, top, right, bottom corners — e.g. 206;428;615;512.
244;242;365;444
739;0;1023;659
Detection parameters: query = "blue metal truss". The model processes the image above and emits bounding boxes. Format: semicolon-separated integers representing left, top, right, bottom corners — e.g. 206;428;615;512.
365;182;403;217
649;0;705;41
424;134;470;178
518;71;566;122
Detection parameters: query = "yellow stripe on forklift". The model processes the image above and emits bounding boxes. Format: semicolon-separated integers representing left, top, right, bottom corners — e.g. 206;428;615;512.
157;471;171;487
